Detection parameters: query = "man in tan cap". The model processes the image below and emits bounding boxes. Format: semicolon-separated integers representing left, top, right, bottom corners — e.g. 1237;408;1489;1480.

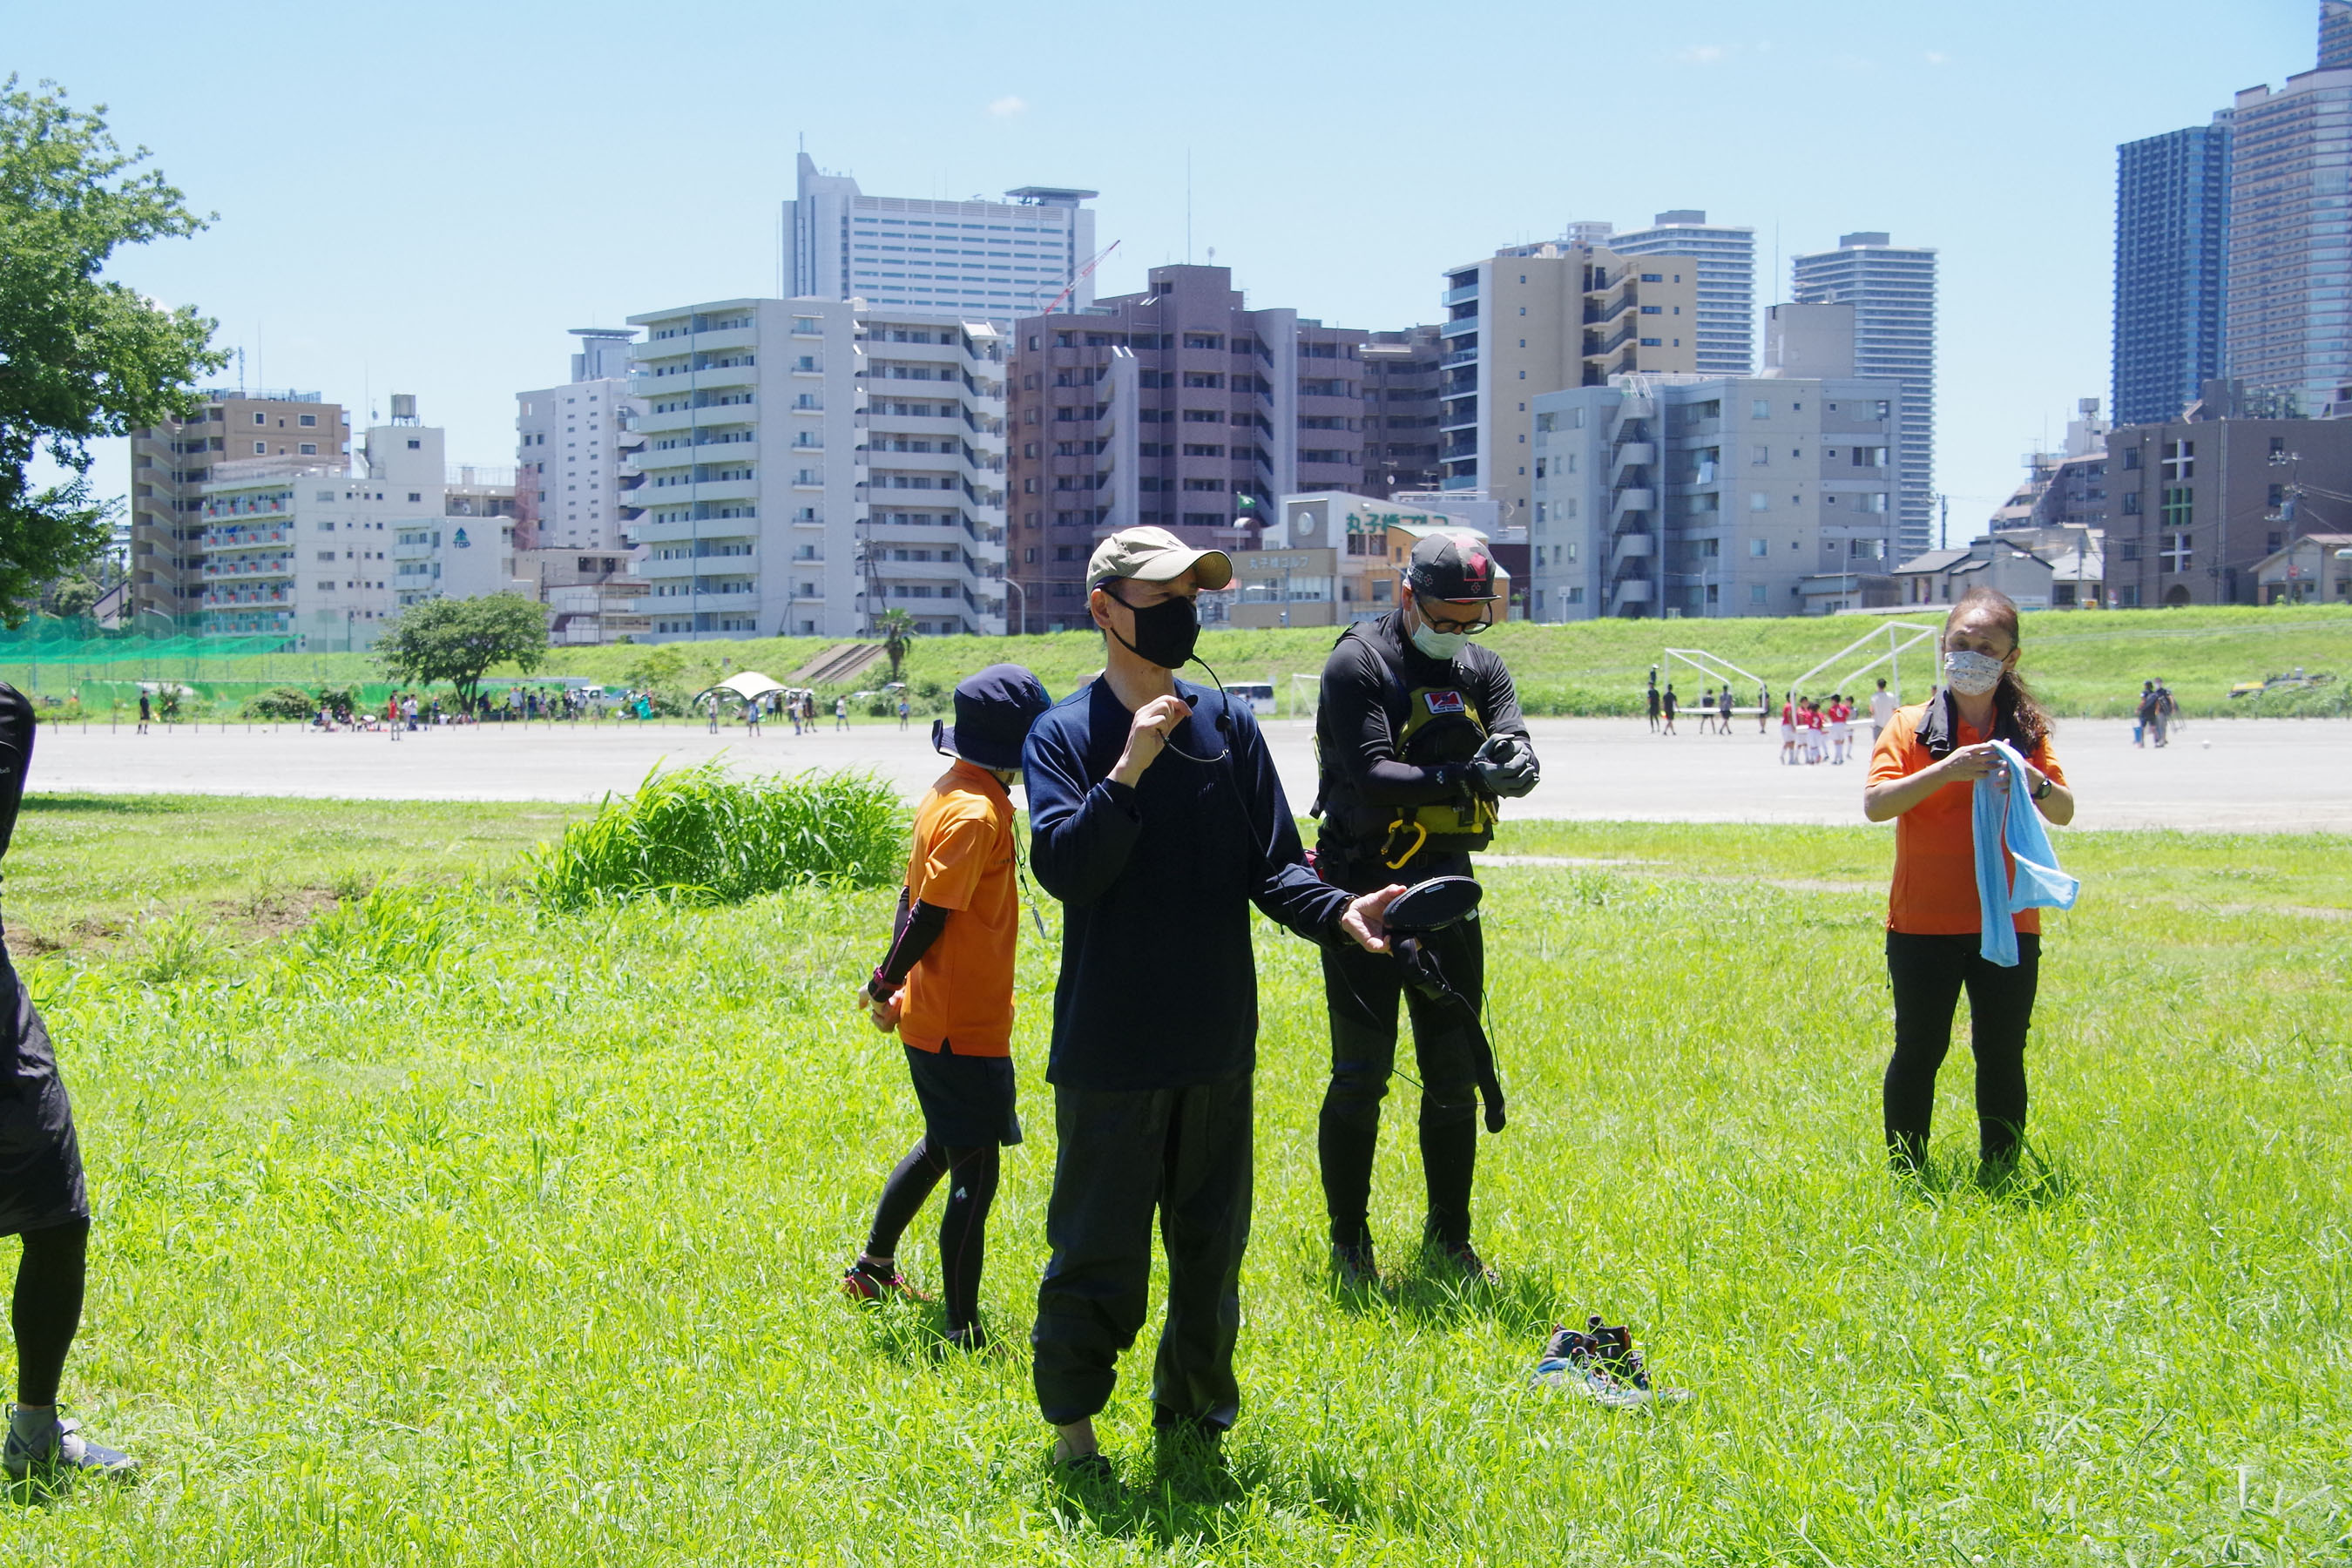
1021;525;1403;1478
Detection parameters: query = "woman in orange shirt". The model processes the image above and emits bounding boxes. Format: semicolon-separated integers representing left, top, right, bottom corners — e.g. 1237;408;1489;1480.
1864;588;2075;1175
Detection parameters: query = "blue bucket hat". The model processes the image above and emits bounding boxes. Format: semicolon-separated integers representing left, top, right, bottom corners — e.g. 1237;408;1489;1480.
932;664;1052;772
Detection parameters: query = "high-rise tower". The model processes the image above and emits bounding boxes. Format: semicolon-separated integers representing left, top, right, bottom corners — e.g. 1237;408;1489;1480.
783;152;1097;321
2113;118;2233;426
1792;233;1937;558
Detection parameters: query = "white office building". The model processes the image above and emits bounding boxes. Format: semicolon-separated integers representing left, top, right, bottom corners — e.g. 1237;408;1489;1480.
198;398;517;646
1603;211;1759;375
1793;233;1938;558
622;297;1007;641
785;151;1098;319
516;328;645;553
1530;373;1901;621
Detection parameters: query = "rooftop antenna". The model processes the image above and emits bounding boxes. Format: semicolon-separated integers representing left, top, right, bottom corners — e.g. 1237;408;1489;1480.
1186;148;1193;265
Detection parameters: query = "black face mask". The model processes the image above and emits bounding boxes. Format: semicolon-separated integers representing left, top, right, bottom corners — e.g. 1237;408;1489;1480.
1107;589;1200;671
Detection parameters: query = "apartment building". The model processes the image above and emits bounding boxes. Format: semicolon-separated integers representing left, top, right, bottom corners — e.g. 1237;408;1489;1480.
1361;325;1445;497
128;390;346;626
196;400;517;645
1436;240;1700;538
1603;211;1758;375
785;151;1098;319
2102;405;2352;605
1004;264;1315;632
621;297;1007;641
1792;232;1938;559
516;328;646;553
2226;65;2352;413
1529;373;1901;621
2112;117;2233;426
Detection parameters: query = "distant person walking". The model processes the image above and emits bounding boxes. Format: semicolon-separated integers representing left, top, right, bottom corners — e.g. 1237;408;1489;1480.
135;692;149;736
1779;697;1797;765
1661;684;1678;735
1646;673;1662;733
705;694;720;735
1757;683;1770;735
898;695;911;732
2152;681;2176;747
1864;587;2075;1176
2133;680;2156;748
835;696;850;733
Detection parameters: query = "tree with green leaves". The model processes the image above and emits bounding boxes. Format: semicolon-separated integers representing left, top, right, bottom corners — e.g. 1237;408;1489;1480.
875;605;917;683
375;592;549;709
1;78;224;623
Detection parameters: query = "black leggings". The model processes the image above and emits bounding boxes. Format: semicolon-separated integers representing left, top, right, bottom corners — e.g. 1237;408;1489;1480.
865;1139;999;1330
11;1219;86;1406
1884;931;2041;1166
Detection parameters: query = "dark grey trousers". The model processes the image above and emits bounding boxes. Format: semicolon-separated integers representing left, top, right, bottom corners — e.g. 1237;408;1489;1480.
1031;1071;1252;1430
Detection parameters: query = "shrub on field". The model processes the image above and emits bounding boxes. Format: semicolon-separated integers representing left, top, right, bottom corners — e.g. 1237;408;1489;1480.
288;881;469;978
241;686;319;721
530;763;905;909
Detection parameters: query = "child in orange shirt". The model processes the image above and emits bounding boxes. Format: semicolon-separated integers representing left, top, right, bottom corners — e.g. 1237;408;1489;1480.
843;666;1051;1347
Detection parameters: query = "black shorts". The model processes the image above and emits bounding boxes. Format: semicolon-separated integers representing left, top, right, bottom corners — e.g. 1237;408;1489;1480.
905;1040;1022;1148
0;945;89;1237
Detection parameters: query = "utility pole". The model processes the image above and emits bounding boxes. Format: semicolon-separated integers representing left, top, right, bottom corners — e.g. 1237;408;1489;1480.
1937;493;1950;551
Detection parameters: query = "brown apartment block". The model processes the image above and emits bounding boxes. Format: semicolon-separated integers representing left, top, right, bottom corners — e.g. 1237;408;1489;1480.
1006;264;1368;632
2104;404;2352;605
129;391;347;625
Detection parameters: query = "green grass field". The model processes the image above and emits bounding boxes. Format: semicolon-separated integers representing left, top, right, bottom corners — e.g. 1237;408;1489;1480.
10;602;2350;723
1;795;2348;1562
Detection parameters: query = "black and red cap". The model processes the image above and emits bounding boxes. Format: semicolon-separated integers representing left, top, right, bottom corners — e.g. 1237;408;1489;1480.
1405;531;1501;602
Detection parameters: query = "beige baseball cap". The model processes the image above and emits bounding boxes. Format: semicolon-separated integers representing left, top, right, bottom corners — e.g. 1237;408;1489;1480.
1085;525;1233;591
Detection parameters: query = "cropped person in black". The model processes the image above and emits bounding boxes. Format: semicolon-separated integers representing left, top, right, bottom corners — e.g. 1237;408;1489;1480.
1313;531;1538;1287
1023;527;1402;1473
0;685;133;1482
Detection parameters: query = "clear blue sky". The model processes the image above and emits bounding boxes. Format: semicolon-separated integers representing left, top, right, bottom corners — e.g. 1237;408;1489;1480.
10;0;2318;536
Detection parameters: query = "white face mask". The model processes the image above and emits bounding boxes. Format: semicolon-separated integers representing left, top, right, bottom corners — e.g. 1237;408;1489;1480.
1409;623;1470;660
1943;649;2005;697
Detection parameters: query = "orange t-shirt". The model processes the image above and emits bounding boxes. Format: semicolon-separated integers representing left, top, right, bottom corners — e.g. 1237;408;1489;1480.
897;760;1019;1057
1869;702;2068;936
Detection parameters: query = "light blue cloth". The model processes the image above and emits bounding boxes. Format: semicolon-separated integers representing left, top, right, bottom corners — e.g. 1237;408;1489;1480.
1970;740;2079;966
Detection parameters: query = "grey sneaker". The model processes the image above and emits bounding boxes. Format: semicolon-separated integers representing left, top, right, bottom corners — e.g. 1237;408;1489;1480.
3;1406;135;1483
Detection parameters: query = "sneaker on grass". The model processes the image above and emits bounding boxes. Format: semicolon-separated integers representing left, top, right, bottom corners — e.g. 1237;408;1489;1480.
841;1259;931;1304
3;1408;135;1484
1430;1240;1499;1288
1330;1239;1382;1290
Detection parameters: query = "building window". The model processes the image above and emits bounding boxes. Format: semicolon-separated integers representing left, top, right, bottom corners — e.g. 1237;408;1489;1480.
1749;537;1768;556
1751;400;1770;419
1750;584;1767;603
1749;493;1770;511
2161;532;2193;574
2160;440;2193;483
2162;486;2192;530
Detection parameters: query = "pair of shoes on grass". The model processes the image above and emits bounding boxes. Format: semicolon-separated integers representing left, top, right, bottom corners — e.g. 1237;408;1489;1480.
3;1405;134;1484
1329;1237;1500;1290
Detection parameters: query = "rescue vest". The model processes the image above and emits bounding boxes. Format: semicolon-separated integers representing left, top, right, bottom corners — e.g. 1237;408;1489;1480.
1319;626;1499;871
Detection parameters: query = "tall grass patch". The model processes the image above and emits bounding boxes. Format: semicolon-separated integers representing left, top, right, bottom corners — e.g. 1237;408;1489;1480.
529;761;904;909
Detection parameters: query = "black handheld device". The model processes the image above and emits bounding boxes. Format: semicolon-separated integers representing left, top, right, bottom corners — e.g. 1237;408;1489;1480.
1383;875;1506;1132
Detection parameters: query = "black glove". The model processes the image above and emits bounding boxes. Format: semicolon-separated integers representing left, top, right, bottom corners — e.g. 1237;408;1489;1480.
1473;733;1539;798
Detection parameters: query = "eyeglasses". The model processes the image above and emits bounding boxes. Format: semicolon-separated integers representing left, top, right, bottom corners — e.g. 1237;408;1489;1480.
1421;603;1494;636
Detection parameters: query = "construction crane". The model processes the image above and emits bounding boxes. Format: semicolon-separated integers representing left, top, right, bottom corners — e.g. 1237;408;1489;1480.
1033;240;1120;318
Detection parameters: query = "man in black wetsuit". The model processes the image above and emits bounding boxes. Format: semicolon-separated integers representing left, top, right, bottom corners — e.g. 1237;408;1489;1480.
1313;532;1539;1288
0;684;133;1483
